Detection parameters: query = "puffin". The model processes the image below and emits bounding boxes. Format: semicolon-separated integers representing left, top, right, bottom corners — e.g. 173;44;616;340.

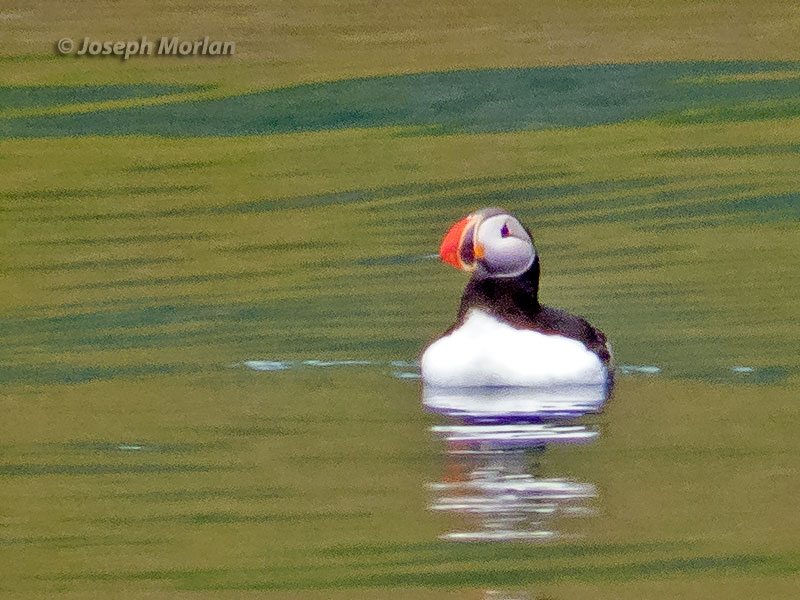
421;207;613;387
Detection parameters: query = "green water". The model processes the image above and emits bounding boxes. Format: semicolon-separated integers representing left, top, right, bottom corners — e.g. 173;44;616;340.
2;61;799;137
2;62;799;598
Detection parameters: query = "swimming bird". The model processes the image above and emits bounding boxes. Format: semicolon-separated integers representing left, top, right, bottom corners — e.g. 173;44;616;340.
421;207;613;387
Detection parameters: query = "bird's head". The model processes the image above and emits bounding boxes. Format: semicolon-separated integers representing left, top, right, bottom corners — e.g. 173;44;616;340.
439;207;536;279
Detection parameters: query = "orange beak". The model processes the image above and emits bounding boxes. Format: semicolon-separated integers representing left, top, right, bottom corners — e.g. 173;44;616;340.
439;215;477;270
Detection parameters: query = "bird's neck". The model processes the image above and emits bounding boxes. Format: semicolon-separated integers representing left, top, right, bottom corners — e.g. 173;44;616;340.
458;258;541;324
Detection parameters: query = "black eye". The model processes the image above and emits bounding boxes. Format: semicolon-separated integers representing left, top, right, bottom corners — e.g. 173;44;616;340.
500;222;510;238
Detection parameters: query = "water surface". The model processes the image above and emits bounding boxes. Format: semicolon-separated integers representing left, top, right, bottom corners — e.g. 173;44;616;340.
2;60;799;598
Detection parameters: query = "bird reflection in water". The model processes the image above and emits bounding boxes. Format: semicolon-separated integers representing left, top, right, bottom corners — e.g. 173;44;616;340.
424;383;610;542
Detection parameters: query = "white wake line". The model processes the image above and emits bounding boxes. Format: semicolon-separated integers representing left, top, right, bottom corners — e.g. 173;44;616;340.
238;359;418;372
236;359;421;379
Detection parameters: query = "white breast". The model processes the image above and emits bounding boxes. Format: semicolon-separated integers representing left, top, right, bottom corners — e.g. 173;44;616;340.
421;309;607;387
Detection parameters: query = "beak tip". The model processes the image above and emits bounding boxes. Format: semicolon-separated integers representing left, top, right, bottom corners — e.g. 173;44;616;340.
439;216;471;269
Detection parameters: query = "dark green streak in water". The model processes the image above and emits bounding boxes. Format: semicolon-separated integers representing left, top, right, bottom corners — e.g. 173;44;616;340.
20;232;217;247
97;487;288;502
1;62;798;138
0;362;203;385
123;160;217;173
0;535;166;549
3;256;182;274
88;510;373;525
651;142;800;158
319;540;686;560
48;269;283;290
2;304;211;333
0;184;204;203
220;240;344;253
0;463;222;477
535;190;800;228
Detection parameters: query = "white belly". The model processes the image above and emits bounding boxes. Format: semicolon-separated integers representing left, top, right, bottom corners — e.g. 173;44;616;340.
421;309;607;387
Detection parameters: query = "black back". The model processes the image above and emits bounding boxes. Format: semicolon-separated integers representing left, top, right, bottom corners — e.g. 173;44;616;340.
453;256;612;365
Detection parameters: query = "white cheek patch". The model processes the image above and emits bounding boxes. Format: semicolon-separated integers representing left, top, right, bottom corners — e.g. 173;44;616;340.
477;215;535;277
493;238;535;277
